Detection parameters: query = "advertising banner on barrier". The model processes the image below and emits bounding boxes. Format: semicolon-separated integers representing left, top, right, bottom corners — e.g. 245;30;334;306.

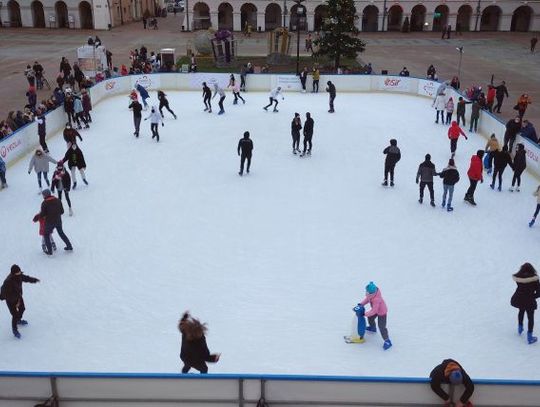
274;75;302;91
188;73;231;89
417;79;439;98
520;137;540;178
376;76;413;93
102;78;124;95
131;74;161;90
0;129;27;166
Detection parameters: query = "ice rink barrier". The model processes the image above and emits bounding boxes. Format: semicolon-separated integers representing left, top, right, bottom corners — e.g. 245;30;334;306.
1;371;540;407
1;74;539;180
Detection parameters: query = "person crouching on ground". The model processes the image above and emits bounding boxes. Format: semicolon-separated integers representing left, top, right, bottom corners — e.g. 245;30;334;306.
429;359;474;407
178;312;220;374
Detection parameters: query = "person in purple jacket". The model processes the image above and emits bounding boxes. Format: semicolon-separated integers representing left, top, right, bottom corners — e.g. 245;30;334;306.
359;281;392;350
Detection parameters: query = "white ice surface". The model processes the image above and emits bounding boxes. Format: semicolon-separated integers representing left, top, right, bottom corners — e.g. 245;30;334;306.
1;91;539;380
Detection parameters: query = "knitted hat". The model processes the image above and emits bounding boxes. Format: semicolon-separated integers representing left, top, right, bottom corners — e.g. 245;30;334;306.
10;264;21;275
365;281;377;294
425;154;431;160
42;188;51;197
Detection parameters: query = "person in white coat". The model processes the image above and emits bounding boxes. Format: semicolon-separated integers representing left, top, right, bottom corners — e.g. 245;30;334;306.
28;149;57;192
263;87;284;112
144;106;163;142
212;84;226;115
432;93;446;124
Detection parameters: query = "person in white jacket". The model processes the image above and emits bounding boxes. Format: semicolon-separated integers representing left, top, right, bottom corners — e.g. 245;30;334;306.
263;87;284;112
432;93;446;124
528;185;540;227
28;149;57;192
212;84;226;115
144;106;163;142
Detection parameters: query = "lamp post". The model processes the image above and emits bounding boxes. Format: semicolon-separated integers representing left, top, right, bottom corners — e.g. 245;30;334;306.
283;0;287;28
456;46;464;78
474;0;481;31
294;0;305;76
382;0;387;31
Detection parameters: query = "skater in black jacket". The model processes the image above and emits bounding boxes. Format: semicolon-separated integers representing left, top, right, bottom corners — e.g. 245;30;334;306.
301;112;314;156
128;99;143;137
326;81;336;113
504;117;522;153
439;158;460;211
382;139;401;186
291;113;302;154
39;188;73;255
510;143;527;192
51;161;73;216
1;265;40;339
299;67;308;92
416;154;438;206
63;143;88;189
429;359;474;407
237;131;253;176
202;82;212;113
36;110;48;152
511;263;540;344
178;312;220;374
63;123;82;147
490;145;512;191
157;91;177;119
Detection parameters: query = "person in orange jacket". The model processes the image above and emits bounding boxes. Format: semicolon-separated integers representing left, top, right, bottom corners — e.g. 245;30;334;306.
464;150;484;206
448;121;468;156
516;94;532;119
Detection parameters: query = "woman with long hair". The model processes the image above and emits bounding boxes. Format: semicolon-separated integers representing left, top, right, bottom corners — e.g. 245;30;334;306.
178;312;220;373
511;263;540;344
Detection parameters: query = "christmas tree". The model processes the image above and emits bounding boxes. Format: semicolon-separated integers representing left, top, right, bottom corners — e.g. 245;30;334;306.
313;0;366;70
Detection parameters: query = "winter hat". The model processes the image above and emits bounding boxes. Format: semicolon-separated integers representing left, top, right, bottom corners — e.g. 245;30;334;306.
448;158;455;166
448;369;463;384
365;281;377;294
425;154;431;161
42;188;51;197
56;160;64;168
10;264;21;275
390;139;397;146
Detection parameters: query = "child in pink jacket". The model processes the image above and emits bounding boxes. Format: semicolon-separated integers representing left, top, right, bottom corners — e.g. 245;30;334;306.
360;281;392;350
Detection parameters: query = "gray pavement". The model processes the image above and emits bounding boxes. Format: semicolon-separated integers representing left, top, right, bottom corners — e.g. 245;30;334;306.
0;15;539;128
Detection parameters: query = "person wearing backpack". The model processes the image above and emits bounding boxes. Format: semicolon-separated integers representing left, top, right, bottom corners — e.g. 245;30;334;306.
0;265;40;339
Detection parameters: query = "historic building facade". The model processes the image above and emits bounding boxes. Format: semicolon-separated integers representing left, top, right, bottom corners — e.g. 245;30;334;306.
1;0;538;31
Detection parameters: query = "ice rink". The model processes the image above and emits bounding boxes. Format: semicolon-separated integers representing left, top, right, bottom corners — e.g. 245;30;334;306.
1;90;539;379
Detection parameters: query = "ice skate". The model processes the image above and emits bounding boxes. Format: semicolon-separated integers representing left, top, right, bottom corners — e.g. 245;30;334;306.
418;198;423;204
273;109;278;112
238;171;243;176
381;180;388;187
518;324;524;335
83;178;89;185
441;201;446;208
72;182;77;189
218;110;225;115
528;332;538;344
490;184;494;190
430;201;436;207
85;124;90;129
509;187;514;192
17;320;28;326
390;181;394;187
293;149;297;155
497;185;501;192
52;241;57;251
529;218;536;227
383;339;392;350
13;329;21;339
208;109;212;113
64;246;73;251
204;107;208;112
517;187;520;192
447;206;454;212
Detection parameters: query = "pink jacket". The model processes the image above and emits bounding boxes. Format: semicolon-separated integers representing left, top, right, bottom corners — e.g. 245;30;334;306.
360;289;388;317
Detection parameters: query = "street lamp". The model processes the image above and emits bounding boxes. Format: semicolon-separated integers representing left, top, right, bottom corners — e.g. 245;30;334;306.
456;46;464;78
283;0;287;28
474;0;481;31
294;0;305;76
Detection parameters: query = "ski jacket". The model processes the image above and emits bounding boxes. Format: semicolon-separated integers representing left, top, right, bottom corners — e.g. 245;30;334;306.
359;288;388;317
456;100;468;115
28;153;56;173
1;273;39;304
136;84;149;99
63;96;74;113
291;118;302;136
416;160;437;183
447;122;467;140
64;146;87;169
470;102;481;118
492;150;512;170
467;155;483;181
146;110;162;124
213;86;225;98
429;359;474;404
238;138;253;156
487;88;496;104
73;97;84;114
496;84;509;98
39;195;64;226
303;118;314;136
439;166;460;186
485;138;500;152
445;98;454;113
326;83;336;97
129;101;143;118
511;275;540;311
521;123;537;143
269;88;283;99
51;170;71;192
505;120;521;138
432;95;446;110
383;145;401;166
513;149;527;172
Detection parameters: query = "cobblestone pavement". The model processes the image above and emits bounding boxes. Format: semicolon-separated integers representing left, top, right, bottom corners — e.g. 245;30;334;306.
1;15;539;127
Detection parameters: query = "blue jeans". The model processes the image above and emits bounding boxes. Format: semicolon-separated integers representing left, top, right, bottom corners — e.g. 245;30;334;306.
37;172;49;189
442;184;454;207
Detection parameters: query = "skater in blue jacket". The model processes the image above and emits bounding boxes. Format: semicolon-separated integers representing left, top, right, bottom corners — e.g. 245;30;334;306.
136;84;150;110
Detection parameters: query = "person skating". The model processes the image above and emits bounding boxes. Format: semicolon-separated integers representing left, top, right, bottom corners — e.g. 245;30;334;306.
416;154;437;206
128;98;143;137
0;156;7;189
28;149;56;193
51;161;73;216
157;90;177;119
202;82;212;113
263;87;284;112
63;122;82;147
464;150;484;206
484;134;500;175
63;143;88;188
230;81;245;105
291;113;302;154
359;282;392;350
145;106;164;142
382;139;401;187
456;97;468;127
301;112;314;157
33;210;57;253
73;93;89;130
439;158;460;212
81;88;92;123
212;84;226;115
445;97;454;125
36;109;49;153
237;131;253;176
312;67;320;93
494;81;509;113
468;100;481;133
136;83;150;110
178;311;221;374
511;263;540;344
326;81;336;113
0;265;39;339
38;189;73;255
510;143;526;192
299;67;308;93
529;185;540;227
448;121;468;156
504;117;522;153
432;92;446;124
429;359;474;407
63;91;75;125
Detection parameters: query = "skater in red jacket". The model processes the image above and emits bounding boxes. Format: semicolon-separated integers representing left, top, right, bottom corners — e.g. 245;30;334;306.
32;213;56;253
464;150;484;206
447;121;468;156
